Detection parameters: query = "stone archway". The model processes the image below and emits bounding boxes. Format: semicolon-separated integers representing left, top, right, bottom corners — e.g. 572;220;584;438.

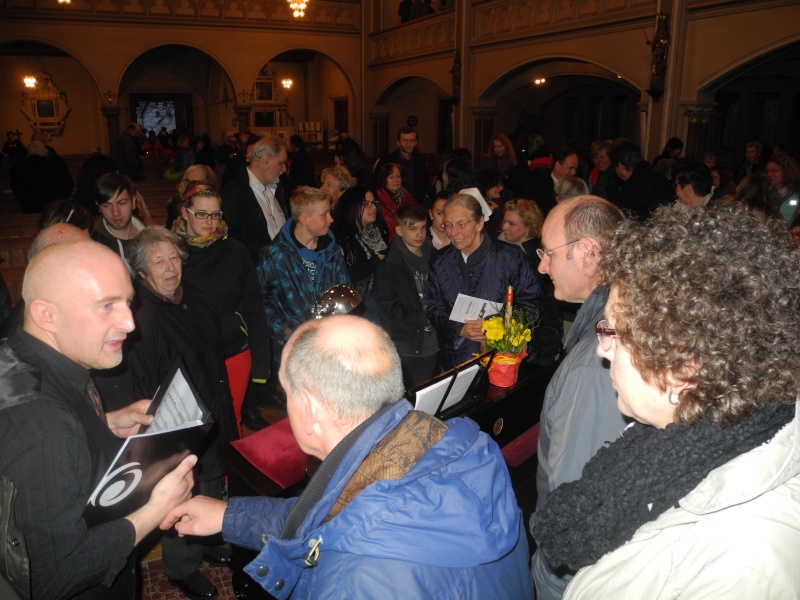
246;48;358;151
119;44;235;145
699;41;800;164
478;58;641;160
374;75;451;156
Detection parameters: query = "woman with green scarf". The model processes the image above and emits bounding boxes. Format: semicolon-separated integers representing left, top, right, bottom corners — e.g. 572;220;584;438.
174;182;272;433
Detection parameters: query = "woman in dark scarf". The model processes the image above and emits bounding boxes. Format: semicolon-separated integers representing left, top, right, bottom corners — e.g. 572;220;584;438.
172;183;272;433
331;186;389;321
533;206;800;599
374;162;414;242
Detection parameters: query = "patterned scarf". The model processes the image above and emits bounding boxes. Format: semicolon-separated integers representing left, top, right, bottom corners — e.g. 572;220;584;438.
172;218;229;249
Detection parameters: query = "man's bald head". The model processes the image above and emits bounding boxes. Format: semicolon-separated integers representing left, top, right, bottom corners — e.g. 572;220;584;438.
281;315;404;426
23;241;134;369
28;223;91;260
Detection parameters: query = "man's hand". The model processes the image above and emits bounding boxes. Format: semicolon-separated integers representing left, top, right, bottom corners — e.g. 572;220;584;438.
126;454;197;545
460;317;486;342
160;496;228;538
106;399;154;438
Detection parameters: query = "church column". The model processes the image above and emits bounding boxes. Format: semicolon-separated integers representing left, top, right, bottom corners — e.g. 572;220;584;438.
370;112;391;159
234;89;252;133
682;105;716;159
472;108;496;166
100;91;122;153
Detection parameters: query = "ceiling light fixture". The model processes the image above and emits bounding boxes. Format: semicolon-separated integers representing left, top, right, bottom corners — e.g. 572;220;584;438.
288;0;307;18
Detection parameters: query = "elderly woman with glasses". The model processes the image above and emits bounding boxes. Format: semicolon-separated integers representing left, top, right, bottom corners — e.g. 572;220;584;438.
319;165;356;209
424;193;542;370
123;225;238;598
533;206;800;599
172;182;272;433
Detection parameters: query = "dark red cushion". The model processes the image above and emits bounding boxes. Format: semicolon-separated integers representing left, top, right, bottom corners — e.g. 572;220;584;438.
230;418;309;488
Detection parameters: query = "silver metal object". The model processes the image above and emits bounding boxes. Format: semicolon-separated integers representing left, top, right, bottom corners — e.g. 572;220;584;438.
312;285;363;318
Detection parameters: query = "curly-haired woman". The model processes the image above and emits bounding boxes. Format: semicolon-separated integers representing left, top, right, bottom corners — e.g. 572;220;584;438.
534;206;800;599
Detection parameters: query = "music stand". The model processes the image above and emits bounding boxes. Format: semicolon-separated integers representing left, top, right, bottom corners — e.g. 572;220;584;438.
410;350;495;419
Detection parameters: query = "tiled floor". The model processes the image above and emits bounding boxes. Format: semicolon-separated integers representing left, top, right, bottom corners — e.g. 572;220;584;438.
141;405;286;600
141;560;236;600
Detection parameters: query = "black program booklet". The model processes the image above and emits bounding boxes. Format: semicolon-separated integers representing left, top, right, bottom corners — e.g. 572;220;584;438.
84;358;213;527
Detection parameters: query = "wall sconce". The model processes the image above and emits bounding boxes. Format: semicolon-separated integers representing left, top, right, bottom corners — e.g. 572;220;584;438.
58;0;71;4
282;79;293;89
24;76;37;88
288;0;307;18
534;78;546;85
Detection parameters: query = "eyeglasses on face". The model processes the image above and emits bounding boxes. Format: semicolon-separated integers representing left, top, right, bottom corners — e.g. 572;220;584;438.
536;239;578;261
186;207;223;221
362;200;379;208
765;167;784;174
595;319;620;352
442;219;475;231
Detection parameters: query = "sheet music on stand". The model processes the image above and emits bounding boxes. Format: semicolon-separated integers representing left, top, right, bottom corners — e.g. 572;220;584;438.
411;351;495;418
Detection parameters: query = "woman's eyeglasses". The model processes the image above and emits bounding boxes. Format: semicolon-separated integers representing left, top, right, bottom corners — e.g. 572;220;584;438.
595;319;619;352
186;207;223;221
362;200;379;208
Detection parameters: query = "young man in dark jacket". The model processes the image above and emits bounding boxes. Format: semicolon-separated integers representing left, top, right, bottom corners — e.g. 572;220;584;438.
374;203;438;387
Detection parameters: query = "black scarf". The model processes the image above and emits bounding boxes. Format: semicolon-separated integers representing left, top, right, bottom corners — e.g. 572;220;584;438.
533;401;794;572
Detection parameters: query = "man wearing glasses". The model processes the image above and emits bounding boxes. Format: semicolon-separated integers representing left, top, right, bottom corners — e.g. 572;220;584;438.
531;195;628;600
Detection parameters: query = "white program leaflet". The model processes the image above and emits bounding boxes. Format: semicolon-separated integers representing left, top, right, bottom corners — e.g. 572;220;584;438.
414;363;481;415
448;293;501;323
147;368;205;433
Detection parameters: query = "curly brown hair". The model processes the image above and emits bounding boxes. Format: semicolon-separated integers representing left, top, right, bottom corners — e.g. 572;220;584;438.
602;206;800;426
503;199;544;239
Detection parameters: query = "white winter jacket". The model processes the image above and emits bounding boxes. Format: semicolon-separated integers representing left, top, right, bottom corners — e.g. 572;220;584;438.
564;399;800;599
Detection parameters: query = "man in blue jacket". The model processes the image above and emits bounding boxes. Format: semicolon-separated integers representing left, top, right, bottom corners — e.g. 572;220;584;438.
161;315;532;599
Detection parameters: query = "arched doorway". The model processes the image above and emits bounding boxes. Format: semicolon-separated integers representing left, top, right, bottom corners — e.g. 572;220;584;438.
705;41;800;164
249;49;357;152
375;76;452;156
120;44;234;145
481;59;640;160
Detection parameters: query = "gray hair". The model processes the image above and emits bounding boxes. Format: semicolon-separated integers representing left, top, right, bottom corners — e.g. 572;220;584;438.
445;192;484;222
284;317;404;425
561;195;625;255
555;176;589;201
126;226;187;276
247;136;287;162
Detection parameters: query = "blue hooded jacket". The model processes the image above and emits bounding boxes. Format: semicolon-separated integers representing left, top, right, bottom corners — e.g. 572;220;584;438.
222;400;532;599
257;218;350;354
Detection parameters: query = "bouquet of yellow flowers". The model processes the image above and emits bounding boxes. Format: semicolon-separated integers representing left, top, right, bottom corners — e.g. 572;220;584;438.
481;308;534;354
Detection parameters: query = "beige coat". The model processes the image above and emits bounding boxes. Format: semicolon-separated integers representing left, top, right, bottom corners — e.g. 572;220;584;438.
564;400;800;600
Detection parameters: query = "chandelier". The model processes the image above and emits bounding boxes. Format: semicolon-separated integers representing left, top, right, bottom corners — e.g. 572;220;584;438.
288;0;307;18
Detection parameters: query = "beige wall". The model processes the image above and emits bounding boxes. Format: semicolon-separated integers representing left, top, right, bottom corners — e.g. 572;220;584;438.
1;54;103;154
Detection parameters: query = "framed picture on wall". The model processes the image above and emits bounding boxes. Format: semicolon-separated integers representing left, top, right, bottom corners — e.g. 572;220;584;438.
253;78;275;103
254;110;277;128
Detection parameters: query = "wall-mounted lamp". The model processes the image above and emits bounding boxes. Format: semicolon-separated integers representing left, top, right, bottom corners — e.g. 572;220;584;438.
288;0;307;18
282;78;293;89
24;76;37;88
58;0;71;4
534;78;546;85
